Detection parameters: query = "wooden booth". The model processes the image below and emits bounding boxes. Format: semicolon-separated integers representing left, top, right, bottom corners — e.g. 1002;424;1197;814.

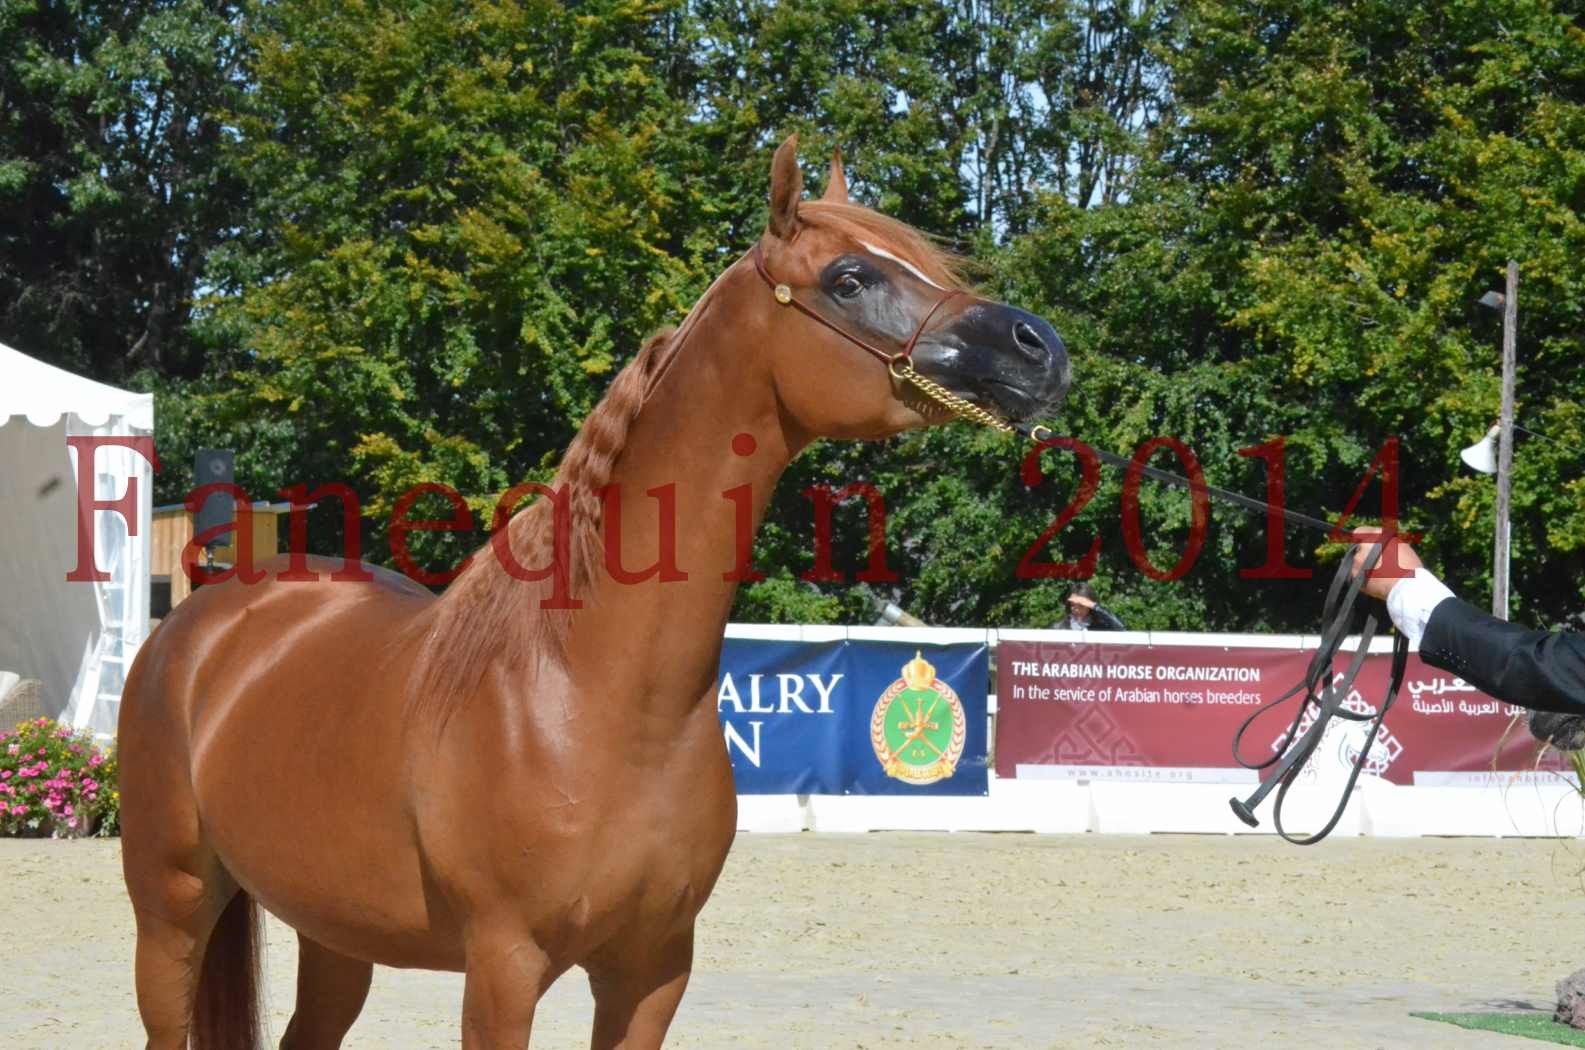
150;501;296;619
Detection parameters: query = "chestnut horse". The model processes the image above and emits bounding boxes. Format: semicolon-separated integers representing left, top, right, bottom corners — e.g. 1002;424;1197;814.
119;135;1069;1050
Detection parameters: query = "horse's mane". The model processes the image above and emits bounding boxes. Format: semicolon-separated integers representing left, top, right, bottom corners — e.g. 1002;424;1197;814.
412;201;960;722
412;327;682;720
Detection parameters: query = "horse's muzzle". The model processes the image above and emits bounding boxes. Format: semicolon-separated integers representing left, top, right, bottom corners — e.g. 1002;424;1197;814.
910;303;1071;424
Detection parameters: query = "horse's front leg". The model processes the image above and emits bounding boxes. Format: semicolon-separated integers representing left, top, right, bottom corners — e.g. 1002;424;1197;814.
461;930;557;1050
586;927;694;1050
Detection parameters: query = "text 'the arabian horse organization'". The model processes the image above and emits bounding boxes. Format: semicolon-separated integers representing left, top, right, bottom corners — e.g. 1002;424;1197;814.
118;135;1070;1050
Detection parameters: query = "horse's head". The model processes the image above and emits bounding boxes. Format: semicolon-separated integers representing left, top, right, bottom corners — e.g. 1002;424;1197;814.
749;134;1070;441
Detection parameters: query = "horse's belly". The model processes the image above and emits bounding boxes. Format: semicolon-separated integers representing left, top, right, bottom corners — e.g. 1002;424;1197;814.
210;800;461;969
190;656;462;966
198;742;463;967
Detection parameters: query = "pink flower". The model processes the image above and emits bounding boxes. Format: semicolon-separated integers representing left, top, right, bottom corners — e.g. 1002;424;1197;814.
88;754;104;768
6;745;17;755
9;805;23;816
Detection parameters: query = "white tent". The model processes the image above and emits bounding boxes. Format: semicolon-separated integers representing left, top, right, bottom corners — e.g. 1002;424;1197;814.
0;342;154;738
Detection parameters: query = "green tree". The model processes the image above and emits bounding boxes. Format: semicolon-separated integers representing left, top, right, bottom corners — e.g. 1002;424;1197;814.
11;0;1580;631
687;0;1176;625
195;0;711;569
761;0;1585;631
0;0;247;381
1141;0;1585;626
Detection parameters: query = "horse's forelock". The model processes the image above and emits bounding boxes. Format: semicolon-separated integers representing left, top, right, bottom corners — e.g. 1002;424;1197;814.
797;200;969;292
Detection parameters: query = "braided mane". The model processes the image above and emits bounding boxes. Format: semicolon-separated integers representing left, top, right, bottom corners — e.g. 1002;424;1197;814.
413;328;681;718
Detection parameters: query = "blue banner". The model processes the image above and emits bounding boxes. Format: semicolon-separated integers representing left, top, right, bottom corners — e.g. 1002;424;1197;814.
716;638;989;795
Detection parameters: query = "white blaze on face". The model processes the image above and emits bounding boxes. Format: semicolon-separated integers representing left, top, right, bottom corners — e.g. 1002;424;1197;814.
859;240;946;290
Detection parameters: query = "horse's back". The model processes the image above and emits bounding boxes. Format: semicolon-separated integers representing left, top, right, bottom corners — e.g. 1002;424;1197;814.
122;555;431;735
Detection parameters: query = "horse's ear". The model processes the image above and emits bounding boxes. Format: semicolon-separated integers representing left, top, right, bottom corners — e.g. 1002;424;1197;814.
822;146;848;203
768;133;803;240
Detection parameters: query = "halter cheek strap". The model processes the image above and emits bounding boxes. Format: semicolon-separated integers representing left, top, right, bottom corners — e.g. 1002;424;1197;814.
750;242;963;365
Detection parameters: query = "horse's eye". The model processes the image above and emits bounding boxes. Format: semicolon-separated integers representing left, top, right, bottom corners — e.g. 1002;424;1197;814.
833;274;865;300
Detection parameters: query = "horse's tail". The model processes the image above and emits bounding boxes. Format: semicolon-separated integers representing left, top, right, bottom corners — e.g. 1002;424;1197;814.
191;889;264;1050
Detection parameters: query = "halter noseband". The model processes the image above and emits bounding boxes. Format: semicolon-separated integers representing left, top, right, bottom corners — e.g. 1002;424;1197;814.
749;242;964;368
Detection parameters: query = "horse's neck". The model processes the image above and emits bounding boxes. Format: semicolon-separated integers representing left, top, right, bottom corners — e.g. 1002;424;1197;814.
562;291;799;707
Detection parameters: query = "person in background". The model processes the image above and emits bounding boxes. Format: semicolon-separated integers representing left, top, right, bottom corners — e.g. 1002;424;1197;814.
1353;528;1585;745
1052;582;1127;632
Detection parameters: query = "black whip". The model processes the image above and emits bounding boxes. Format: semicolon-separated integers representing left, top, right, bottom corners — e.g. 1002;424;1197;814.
1013;424;1411;844
1227;541;1409;843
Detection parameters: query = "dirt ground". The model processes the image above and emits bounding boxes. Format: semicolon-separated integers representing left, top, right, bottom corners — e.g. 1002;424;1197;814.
5;833;1585;1049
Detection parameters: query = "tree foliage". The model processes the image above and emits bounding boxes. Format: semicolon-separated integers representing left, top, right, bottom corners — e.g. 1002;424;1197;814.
3;0;1581;629
0;0;247;380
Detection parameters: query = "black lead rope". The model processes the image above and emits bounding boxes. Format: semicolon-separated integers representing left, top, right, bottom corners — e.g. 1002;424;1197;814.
1011;421;1340;535
1227;543;1410;844
1011;422;1410;845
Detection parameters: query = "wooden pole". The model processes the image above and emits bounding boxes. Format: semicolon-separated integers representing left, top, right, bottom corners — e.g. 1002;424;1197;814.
1493;260;1517;620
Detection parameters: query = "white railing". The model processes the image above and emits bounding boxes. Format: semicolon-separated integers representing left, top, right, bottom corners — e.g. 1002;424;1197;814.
724;624;1584;838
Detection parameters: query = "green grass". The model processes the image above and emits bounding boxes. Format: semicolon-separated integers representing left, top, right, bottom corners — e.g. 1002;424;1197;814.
1412;1012;1585;1046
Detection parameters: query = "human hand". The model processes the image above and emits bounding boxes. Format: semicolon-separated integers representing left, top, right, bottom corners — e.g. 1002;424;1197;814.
1348;528;1424;602
1067;595;1095;611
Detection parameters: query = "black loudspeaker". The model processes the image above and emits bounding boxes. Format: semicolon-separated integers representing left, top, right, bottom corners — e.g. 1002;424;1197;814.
193;449;236;548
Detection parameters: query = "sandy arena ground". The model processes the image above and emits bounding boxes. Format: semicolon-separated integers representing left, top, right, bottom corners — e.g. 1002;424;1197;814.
5;833;1585;1048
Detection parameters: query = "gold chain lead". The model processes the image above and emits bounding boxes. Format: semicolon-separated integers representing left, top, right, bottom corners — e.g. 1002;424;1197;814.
889;358;1015;434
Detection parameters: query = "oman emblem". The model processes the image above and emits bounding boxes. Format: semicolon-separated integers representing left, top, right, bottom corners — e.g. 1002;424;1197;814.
870;651;967;785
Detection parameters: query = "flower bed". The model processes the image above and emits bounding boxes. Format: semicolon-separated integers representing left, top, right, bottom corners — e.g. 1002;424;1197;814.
0;719;118;837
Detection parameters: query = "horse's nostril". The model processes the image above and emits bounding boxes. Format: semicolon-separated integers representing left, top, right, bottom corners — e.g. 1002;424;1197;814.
1012;321;1048;361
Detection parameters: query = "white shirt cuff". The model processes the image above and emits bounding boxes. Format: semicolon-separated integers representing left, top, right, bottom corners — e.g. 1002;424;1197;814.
1384;568;1455;648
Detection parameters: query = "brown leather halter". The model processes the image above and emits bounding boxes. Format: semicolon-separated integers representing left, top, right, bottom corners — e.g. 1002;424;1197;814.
749;241;964;367
749;241;1019;434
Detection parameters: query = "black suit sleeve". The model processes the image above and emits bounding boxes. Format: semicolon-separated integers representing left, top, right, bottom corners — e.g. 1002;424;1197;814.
1419;598;1585;714
1091;605;1127;631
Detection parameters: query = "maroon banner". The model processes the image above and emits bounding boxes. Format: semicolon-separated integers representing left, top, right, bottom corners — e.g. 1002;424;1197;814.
995;639;1568;786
